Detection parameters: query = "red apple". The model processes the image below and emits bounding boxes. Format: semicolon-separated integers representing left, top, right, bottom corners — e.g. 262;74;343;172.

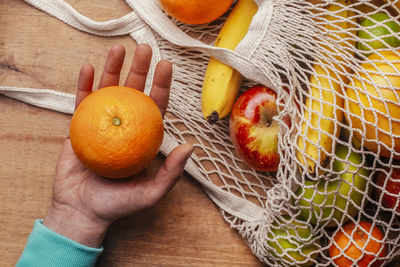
229;85;291;172
376;167;400;212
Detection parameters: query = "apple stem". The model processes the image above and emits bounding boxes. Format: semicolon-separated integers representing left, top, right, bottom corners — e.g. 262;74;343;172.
260;107;274;127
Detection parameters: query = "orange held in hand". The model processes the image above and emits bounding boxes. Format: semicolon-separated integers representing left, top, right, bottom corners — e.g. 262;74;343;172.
160;0;234;25
329;220;387;267
70;86;164;179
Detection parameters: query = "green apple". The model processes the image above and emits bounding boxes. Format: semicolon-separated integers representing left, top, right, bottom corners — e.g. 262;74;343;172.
265;216;320;267
357;13;400;56
295;144;371;228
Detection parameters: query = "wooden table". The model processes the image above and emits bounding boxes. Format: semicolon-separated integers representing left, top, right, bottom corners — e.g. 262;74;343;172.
0;1;263;266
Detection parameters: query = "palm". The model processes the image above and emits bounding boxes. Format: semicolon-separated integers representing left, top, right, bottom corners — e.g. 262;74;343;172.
54;140;163;223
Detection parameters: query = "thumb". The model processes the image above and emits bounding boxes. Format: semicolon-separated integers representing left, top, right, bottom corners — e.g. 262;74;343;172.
163;143;194;177
148;144;194;204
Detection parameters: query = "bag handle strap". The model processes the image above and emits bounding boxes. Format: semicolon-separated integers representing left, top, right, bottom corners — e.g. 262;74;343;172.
126;0;275;89
24;0;146;36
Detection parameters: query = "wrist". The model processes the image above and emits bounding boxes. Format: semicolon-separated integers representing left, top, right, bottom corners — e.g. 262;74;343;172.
44;202;110;248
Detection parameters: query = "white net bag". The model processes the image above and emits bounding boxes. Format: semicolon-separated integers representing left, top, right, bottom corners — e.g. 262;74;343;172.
1;0;400;265
129;0;400;265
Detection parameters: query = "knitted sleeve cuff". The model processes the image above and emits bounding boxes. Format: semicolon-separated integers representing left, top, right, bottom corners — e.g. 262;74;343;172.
17;219;103;267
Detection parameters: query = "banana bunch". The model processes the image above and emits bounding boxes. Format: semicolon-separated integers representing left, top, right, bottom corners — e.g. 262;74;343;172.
201;0;258;124
296;0;356;175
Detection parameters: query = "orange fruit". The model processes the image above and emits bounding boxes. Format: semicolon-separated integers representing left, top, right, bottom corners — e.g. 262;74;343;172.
160;0;234;25
329;221;387;267
70;86;164;179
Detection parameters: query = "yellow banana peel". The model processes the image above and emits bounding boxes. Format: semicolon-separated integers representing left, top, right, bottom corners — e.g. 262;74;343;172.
201;0;258;123
296;0;356;175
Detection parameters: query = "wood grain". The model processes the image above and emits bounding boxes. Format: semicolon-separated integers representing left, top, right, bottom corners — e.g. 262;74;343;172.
0;0;263;266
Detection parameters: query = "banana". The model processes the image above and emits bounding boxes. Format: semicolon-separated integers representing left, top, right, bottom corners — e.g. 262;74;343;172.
201;0;258;124
296;0;356;175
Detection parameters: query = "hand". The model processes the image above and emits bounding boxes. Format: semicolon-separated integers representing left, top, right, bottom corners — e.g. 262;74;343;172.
43;44;194;248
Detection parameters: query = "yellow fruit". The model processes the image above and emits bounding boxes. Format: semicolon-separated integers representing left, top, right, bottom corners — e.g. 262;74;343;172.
296;0;356;174
201;0;258;123
345;50;400;159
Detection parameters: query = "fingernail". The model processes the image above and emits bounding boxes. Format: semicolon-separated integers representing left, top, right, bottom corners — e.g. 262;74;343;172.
184;144;194;160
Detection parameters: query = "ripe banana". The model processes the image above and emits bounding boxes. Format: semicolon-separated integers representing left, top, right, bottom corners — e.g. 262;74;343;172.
296;0;356;175
201;0;258;124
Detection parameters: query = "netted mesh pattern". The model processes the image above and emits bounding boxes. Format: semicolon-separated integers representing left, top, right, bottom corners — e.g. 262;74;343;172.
157;27;278;209
137;0;400;265
3;0;400;265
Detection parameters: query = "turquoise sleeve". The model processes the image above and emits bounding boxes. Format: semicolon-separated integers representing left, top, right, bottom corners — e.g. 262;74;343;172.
17;219;103;267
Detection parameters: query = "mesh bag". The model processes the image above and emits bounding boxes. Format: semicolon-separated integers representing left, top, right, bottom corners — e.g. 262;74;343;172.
1;0;400;265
